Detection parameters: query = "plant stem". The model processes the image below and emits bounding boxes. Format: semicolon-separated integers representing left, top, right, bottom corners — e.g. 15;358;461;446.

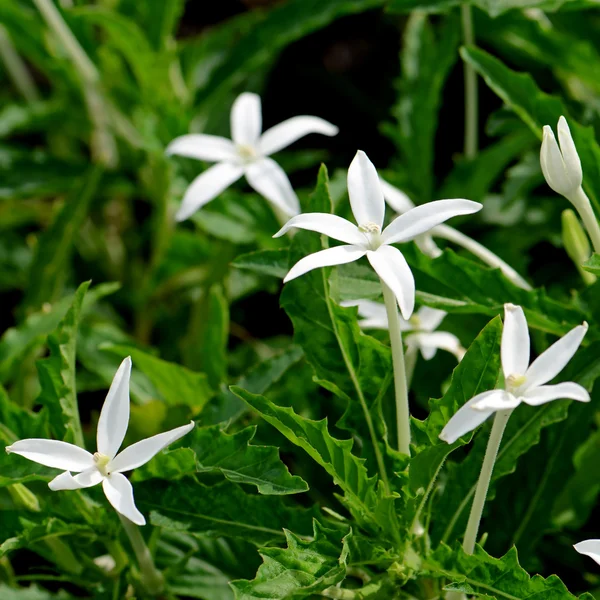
461;4;478;159
118;514;164;596
381;280;411;456
433;224;532;290
404;345;418;390
462;408;512;554
571;187;600;254
0;25;40;104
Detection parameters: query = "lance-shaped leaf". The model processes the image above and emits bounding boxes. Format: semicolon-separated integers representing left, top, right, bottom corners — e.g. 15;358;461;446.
36;281;89;446
230;521;350;600
424;543;589;599
133;424;308;495
232;387;400;541
136;478;317;546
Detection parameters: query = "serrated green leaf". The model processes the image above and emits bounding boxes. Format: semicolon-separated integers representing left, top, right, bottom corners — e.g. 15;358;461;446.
230;521;349;600
35;281;89;445
134;424;308;495
231;386;400;541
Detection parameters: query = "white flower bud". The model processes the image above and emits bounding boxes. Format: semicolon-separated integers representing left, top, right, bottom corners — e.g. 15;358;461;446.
540;116;583;200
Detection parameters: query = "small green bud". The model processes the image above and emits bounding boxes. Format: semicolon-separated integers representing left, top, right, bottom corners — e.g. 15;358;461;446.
562;209;596;285
7;483;41;512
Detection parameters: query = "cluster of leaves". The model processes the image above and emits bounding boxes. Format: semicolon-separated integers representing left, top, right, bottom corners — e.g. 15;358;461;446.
3;0;600;599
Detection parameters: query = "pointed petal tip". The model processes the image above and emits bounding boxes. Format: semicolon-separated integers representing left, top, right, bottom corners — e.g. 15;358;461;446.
542;125;554;137
583;320;589;330
5;446;12;454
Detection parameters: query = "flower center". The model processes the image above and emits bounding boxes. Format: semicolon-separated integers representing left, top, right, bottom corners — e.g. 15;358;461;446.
506;373;527;392
358;222;382;250
237;144;257;162
93;452;111;476
408;314;421;329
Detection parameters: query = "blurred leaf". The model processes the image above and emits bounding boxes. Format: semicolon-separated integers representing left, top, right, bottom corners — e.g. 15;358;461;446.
232;249;289;279
199;286;229;388
583;253;600;276
387;0;587;16
134;424;309;495
230;521;349;600
36;281;89;445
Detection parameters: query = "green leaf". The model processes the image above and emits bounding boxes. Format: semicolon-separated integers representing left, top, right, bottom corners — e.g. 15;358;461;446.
105;345;213;412
198;286;229;388
583;253;600;276
36;281;89;445
232;249;289;279
461;45;600;215
24;168;102;310
232;387;400;541
425;543;582;599
134;424;308;495
136;478;318;546
0;584;72;599
230;521;349;600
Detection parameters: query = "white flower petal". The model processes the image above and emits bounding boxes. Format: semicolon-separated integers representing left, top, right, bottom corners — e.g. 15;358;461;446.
341;299;391;330
471;390;521;411
522;382;590;406
273;213;364;245
102;473;145;526
540;125;570;197
574;540;600;566
382;199;482;245
175;162;244;222
557;116;582;189
347;151;385;229
245;158;300;216
415;233;443;258
414;332;464;362
97;357;132;460
525;322;588;389
231;92;262;147
6;439;93;472
501;304;530;379
380;179;415;214
49;468;103;491
165;134;237;162
109;421;195;474
439;391;502;444
367;246;415;320
417;306;446;332
259;116;338;156
283;245;367;283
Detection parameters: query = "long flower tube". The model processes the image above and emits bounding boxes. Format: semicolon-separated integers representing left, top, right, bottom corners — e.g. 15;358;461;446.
380;180;532;291
440;304;588;553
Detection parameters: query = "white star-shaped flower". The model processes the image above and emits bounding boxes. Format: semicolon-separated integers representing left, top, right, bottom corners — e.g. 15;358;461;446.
6;357;194;525
275;150;482;319
440;303;589;444
574;540;600;566
166;92;338;221
342;299;465;361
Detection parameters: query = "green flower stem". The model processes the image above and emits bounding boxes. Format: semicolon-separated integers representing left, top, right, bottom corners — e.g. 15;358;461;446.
571;187;600;255
404;345;418;390
462;408;513;554
44;537;83;575
381;280;411;456
0;25;40;104
118;514;165;596
461;4;478;159
434;224;532;291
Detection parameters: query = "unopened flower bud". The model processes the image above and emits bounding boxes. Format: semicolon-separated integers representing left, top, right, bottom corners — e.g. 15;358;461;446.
7;483;41;512
540;116;583;200
562;209;596;285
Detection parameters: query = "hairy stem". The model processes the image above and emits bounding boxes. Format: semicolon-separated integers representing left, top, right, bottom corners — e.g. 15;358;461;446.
118;514;164;596
381;281;411;456
463;408;512;554
461;4;478;159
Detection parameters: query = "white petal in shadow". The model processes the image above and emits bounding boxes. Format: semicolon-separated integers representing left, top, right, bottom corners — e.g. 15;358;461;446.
49;468;103;491
245;158;299;216
380;179;415;214
541;125;570;196
97;356;132;459
103;473;145;526
109;421;195;474
283;245;367;283
471;390;520;411
231;92;262;147
525;322;588;389
176;162;244;222
501;304;530;379
7;439;93;471
522;382;590;406
439;391;502;444
347;151;385;229
259;116;338;156
165;134;237;162
367;246;415;320
382;199;482;245
273;213;364;245
414;331;464;362
557;116;582;189
574;540;600;566
417;307;446;332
